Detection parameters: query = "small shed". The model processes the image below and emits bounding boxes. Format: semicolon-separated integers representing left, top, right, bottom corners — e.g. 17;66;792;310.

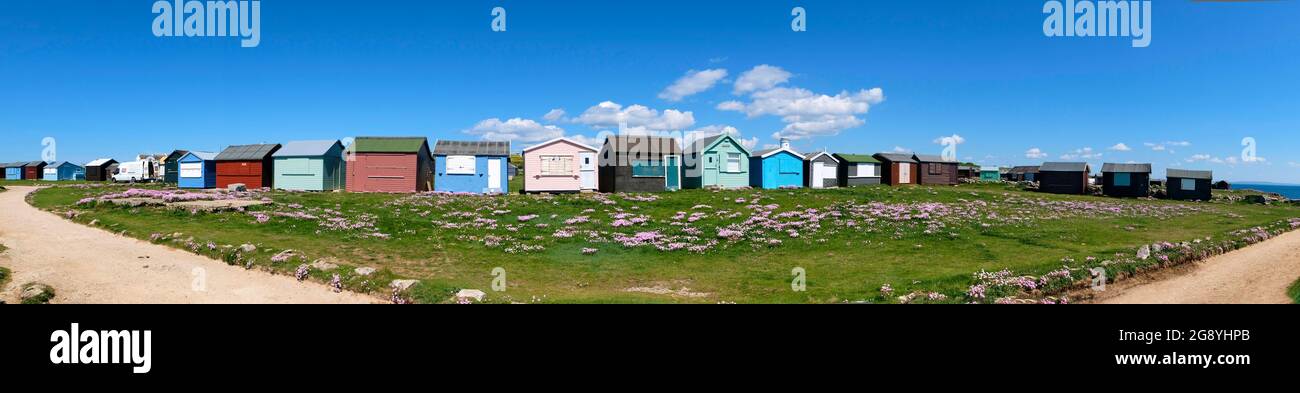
84;159;118;181
1038;162;1091;195
833;154;882;187
43;161;84;181
215;144;281;189
749;139;805;189
23;161;48;180
273;140;346;191
912;154;959;186
598;135;682;193
1007;166;1040;182
683;134;751;189
872;153;919;186
177;151;218;189
958;165;979;179
433;140;511;194
3;162;26;180
1101;163;1152;198
1167;169;1213;201
979;166;1001;181
522;137;599;193
803;151;840;189
163;150;189;183
346;137;434;193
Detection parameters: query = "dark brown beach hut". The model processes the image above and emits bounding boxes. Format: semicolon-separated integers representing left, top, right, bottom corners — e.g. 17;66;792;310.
1101;163;1151;198
1038;162;1091;195
912;154;959;186
1166;169;1213;201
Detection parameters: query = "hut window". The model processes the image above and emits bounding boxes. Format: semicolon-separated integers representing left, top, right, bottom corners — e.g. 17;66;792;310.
446;156;476;175
540;155;572;176
632;160;665;177
1114;173;1131;186
928;163;942;175
725;153;742;172
856;163;876;177
1181;178;1196;191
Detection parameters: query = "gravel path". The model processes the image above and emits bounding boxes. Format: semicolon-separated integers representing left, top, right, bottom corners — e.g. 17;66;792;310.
0;186;376;304
1094;230;1300;304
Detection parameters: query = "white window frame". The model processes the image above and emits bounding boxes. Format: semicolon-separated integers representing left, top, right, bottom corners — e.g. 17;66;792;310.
539;155;572;176
1181;178;1196;191
855;163;878;178
180;162;203;178
725;153;742;173
446;155;476;175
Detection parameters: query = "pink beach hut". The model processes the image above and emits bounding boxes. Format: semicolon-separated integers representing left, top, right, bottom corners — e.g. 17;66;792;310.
521;137;598;193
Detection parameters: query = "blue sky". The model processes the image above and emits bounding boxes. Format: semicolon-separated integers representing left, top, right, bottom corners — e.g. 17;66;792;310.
2;0;1298;183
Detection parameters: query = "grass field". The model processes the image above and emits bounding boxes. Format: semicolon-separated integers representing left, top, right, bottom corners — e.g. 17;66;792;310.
1289;278;1300;304
13;179;1300;304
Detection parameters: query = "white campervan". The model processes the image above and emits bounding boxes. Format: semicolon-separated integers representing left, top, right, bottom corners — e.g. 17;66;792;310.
112;161;149;183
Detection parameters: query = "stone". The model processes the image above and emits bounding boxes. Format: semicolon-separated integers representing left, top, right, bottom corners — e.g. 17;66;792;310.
89;219;99;226
455;289;487;302
390;279;420;291
228;183;248;192
240;244;257;253
310;260;339;271
354;267;376;276
21;283;54;304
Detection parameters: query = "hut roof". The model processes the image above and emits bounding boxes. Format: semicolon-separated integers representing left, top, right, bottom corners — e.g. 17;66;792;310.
980;166;1000;172
166;150;190;161
275;140;342;157
751;146;805;159
433;140;510;156
1009;166;1040;174
834;154;880;164
913;154;955;163
26;161;47;167
186;151;219;161
522;137;597;153
1040;162;1089;172
1168;169;1212;180
1101;163;1152;173
351;137;428;154
873;153;917;163
602;136;681;155
805;151;838;162
215;144;281;161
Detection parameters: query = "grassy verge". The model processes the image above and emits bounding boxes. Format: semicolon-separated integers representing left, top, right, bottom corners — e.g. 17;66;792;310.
28;183;1300;304
1289;278;1300;304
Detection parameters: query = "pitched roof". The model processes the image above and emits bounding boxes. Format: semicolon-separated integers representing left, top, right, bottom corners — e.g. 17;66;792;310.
913;154;955;163
85;158;116;167
834;153;880;164
751;147;805;159
1009;166;1040;174
805;151;838;162
433;140;510;156
26;161;46;166
1168;169;1212;180
685;135;724;154
1101;163;1152;173
3;162;26;167
166;150;190;161
522;137;597;153
274;140;342;157
215;144;281;161
980;166;1000;172
872;153;917;163
185;151;219;161
49;161;81;168
602;135;681;155
1039;162;1090;172
349;136;428;154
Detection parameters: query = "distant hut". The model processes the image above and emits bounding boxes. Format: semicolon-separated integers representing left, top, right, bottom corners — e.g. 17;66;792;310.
749;139;805;189
43;161;84;181
1101;163;1151;198
346;137;434;193
598;135;682;193
682;134;751;189
521;137;599;193
84;159;118;182
979;166;1001;181
803;151;840;189
3;162;26;180
832;154;882;187
958;164;979;179
163;150;190;184
872;153;918;186
215;144;282;189
177;151;218;189
273;140;346;191
1213;180;1231;190
1038;162;1091;195
433;141;511;194
1006;166;1040;182
23;161;47;180
912;154;958;186
1167;169;1213;201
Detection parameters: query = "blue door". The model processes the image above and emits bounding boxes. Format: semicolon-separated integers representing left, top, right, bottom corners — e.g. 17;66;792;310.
665;155;680;191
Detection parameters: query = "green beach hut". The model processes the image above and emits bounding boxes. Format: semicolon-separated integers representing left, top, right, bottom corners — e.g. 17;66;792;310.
683;134;751;189
272;140;346;191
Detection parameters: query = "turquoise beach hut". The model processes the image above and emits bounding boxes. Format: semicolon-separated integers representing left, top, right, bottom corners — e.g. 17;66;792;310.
683;134;751;189
43;161;85;181
177;151;218;189
748;139;806;189
273;140;346;191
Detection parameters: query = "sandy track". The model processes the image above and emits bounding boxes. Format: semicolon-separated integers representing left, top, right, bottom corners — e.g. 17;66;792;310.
1094;230;1300;304
0;186;376;304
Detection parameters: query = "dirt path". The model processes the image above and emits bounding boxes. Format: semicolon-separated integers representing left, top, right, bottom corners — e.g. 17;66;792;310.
0;186;377;304
1093;230;1300;304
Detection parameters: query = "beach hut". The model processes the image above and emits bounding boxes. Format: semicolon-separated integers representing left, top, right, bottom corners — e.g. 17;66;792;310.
4;162;27;180
598;135;682;193
273;140;346;192
911;154;958;186
23;161;47;180
979;166;1001;181
1038;162;1091;195
346;137;434;193
1166;169;1213;201
749;139;806;189
163;150;189;183
803;151;840;189
433;141;510;194
521;137;599;193
1101;163;1151;198
833;154;882;187
177;151;218;189
43;161;84;181
958;164;979;180
1007;166;1040;182
682;134;750;190
872;153;919;186
84;159;117;182
215;144;281;189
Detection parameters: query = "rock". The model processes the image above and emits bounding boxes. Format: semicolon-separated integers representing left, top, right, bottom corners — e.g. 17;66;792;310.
21;283;55;304
310;260;339;271
240;244;257;253
1244;195;1268;205
455;289;487;303
89;219;99;226
354;267;376;276
390;279;420;292
228;183;248;192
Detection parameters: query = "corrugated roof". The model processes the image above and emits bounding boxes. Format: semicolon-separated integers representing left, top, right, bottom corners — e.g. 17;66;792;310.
166;150;190;161
433;140;510;156
85;158;115;167
274;140;342;157
215;144;281;161
913;154;954;163
26;161;46;167
1;162;25;167
1168;169;1212;180
685;135;724;154
351;137;428;154
1009;166;1040;174
602;136;681;155
980;166;1000;172
1101;163;1152;173
1040;162;1089;172
751;147;805;159
186;151;218;161
834;154;880;164
873;153;917;163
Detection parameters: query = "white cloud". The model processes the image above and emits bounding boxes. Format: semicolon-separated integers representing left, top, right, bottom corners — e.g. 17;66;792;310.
716;101;746;111
1059;147;1102;160
1167;141;1191;147
1108;143;1132;151
1186;154;1211;162
933;134;966;146
683;125;758;151
1025;148;1048;159
1145;141;1189;152
542;109;566;123
893;146;910;153
658;68;728;102
464;118;565;144
726;87;885;140
733;64;792;94
567;134;606;148
1289;161;1300;168
573;101;695;131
